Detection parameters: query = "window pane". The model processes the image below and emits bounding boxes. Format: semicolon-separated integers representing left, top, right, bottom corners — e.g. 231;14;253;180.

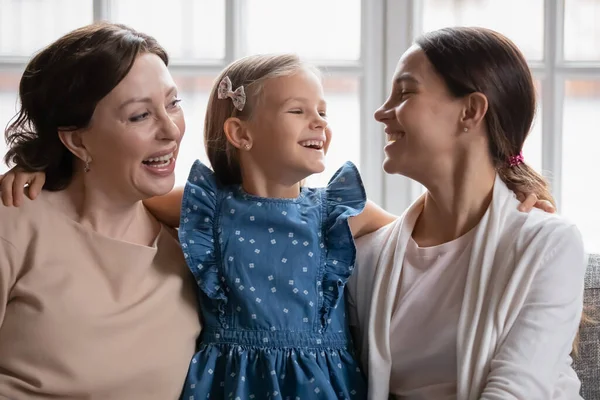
306;76;361;187
110;0;225;60
172;73;214;186
245;0;361;61
421;0;544;61
0;0;92;56
0;72;21;174
564;0;600;61
562;80;600;253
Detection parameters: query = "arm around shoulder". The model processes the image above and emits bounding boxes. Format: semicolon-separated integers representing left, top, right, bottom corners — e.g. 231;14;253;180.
480;223;586;399
143;187;184;228
349;200;397;239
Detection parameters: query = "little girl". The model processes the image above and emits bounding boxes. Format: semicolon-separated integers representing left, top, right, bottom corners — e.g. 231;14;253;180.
146;53;396;399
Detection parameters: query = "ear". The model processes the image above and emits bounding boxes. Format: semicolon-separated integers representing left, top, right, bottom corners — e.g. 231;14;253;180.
223;117;253;150
460;92;488;130
58;128;90;163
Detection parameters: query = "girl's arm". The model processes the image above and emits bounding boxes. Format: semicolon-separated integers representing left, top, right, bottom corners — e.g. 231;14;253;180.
143;187;185;228
349;200;398;239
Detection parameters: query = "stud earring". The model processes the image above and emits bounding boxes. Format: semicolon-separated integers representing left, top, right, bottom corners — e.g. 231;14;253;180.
463;127;468;132
243;143;251;150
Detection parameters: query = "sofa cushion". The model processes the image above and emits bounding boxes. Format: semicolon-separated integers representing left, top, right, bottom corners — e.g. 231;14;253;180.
573;254;600;400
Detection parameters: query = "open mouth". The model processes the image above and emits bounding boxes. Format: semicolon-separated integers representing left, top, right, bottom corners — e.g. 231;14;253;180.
142;152;174;168
386;132;405;143
299;140;324;150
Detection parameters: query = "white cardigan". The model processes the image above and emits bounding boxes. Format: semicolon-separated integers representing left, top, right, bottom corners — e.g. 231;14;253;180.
348;176;586;400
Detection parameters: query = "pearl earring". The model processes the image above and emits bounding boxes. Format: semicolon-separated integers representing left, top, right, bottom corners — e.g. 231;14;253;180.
463;127;468;132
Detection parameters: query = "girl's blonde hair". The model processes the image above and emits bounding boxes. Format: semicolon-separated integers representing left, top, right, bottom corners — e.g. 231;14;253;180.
204;53;319;186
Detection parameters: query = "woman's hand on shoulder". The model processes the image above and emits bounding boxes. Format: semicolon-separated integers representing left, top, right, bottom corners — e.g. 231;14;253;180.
349;200;397;239
0;167;45;207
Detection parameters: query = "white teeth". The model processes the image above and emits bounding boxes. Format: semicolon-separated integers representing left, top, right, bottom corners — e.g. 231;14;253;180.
146;158;173;168
387;133;403;143
144;152;174;163
299;140;324;149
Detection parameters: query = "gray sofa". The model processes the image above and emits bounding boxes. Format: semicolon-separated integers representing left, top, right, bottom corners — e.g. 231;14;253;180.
573;254;600;399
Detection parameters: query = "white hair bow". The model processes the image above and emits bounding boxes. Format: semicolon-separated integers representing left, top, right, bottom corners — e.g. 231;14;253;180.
217;76;246;111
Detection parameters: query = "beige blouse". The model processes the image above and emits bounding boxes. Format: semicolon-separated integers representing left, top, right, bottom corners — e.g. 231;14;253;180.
0;191;201;399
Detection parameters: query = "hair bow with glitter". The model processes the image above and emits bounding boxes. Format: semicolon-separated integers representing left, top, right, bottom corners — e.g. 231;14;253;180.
217;76;246;111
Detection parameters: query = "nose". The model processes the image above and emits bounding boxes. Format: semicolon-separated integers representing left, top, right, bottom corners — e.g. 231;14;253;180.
157;110;183;141
374;101;393;123
309;112;328;131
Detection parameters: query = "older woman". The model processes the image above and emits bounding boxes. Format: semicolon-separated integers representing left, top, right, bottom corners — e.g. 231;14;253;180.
348;27;585;400
0;23;200;399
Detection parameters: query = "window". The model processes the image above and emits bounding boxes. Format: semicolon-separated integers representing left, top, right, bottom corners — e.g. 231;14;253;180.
0;0;374;191
0;0;94;172
0;0;598;252
406;0;600;252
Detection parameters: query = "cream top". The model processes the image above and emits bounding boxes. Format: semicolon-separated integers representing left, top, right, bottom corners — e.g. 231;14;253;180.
389;226;474;399
0;191;201;399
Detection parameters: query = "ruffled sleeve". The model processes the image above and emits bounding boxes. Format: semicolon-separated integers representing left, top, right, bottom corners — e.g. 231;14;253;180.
321;161;367;328
178;160;226;305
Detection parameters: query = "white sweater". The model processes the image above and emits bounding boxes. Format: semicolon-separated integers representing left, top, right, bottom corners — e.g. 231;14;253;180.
348;176;586;400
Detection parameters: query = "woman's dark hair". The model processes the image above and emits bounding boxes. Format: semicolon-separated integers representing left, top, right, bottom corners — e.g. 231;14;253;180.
416;27;554;206
4;22;168;190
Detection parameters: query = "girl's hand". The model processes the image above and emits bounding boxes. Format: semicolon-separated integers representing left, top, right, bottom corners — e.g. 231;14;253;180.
0;168;46;207
517;192;556;213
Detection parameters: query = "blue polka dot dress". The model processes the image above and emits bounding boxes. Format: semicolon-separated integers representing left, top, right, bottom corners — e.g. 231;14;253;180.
178;160;368;400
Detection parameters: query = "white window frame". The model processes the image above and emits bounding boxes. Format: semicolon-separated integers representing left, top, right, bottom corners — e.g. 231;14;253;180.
3;0;597;217
0;0;387;205
381;0;600;215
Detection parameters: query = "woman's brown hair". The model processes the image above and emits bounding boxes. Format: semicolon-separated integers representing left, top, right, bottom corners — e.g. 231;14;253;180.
416;27;554;207
4;22;168;190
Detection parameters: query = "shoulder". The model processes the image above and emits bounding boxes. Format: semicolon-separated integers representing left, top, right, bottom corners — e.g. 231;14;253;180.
321;161;367;218
493;180;582;258
355;219;401;254
0;190;54;247
323;161;364;193
511;207;582;256
353;218;404;284
180;160;222;231
500;206;586;291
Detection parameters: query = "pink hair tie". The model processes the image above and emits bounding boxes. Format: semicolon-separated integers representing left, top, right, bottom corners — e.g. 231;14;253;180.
508;151;524;167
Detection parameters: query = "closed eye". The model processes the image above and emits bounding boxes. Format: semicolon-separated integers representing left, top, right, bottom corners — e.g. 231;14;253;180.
399;89;414;99
129;112;150;122
288;109;303;114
